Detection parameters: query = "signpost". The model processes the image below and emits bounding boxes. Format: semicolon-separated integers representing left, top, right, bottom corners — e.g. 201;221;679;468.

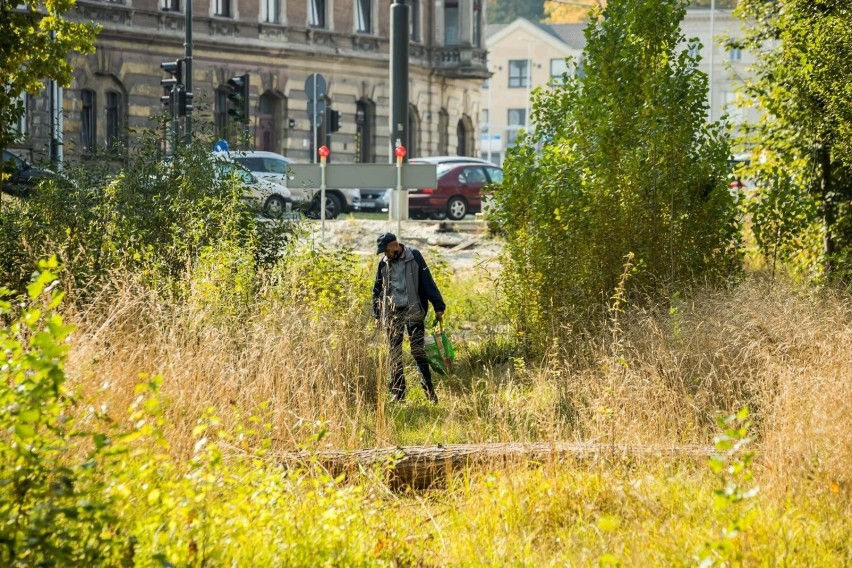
286;160;437;241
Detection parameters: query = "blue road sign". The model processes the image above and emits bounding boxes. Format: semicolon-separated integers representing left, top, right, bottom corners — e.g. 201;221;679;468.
214;139;229;152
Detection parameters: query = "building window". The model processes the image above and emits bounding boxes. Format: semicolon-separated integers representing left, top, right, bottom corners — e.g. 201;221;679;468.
410;0;420;42
215;0;231;18
162;0;180;11
106;90;123;146
309;0;325;28
508;60;528;88
15;92;27;137
356;99;375;163
550;58;569;84
262;0;280;23
729;47;742;62
356;0;372;33
438;108;449;155
473;0;482;47
81;89;96;152
258;92;283;152
507;108;526;146
444;0;458;46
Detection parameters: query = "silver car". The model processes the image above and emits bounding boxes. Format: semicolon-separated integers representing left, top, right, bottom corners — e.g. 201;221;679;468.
216;150;360;219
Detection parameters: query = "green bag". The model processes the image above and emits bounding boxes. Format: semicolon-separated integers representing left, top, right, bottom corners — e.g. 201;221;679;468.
424;322;455;376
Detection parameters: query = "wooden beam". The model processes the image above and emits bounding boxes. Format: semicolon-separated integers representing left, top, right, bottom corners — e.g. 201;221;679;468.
277;442;715;489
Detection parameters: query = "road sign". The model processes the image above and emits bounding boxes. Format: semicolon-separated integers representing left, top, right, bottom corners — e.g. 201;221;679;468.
307;99;326;127
304;73;327;100
214;139;229;152
286;163;437;190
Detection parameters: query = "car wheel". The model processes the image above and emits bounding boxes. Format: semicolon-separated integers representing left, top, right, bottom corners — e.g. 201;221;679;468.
263;195;288;218
411;211;427;220
311;192;342;219
447;197;467;221
430;210;447;220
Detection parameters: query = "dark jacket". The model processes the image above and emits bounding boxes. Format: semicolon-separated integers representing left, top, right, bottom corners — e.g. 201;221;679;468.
372;246;446;320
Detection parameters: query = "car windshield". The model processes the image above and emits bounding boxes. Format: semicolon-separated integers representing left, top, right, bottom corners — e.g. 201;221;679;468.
436;164;455;176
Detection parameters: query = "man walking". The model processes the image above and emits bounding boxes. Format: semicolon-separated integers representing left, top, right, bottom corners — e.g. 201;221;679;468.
372;232;445;403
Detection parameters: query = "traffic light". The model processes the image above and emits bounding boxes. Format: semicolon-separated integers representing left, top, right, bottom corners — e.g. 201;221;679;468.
178;90;193;117
226;73;250;124
160;60;183;113
326;108;341;133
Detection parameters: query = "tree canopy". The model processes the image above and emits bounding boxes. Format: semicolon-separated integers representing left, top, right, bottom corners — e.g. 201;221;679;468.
0;0;99;158
733;0;852;277
491;0;739;347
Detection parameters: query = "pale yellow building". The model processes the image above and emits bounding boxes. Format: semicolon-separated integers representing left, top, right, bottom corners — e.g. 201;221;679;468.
480;19;585;164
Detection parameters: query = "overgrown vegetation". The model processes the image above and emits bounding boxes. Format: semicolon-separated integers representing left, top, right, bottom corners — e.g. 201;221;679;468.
733;0;852;279
491;0;740;352
1;264;849;565
2;0;851;564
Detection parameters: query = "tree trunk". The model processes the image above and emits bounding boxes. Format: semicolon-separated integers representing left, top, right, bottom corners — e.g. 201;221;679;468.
819;145;835;273
278;441;715;489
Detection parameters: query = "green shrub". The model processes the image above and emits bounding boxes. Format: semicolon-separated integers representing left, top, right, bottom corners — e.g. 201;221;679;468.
0;258;124;565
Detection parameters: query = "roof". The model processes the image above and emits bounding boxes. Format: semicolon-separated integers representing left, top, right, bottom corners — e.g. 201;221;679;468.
486;19;588;51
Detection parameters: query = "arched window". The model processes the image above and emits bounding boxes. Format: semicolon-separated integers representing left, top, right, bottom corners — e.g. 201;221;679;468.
438;108;449;155
258;91;284;152
81;89;97;152
408;104;420;158
106;90;124;147
456;116;474;156
356;98;376;163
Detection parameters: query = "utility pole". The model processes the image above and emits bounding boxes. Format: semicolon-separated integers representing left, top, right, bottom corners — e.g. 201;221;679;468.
184;0;193;144
390;0;409;160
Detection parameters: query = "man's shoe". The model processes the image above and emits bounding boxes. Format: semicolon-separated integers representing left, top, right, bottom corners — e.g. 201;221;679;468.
425;389;438;404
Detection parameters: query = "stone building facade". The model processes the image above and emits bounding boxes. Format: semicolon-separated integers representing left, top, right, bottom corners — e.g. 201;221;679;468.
13;0;490;164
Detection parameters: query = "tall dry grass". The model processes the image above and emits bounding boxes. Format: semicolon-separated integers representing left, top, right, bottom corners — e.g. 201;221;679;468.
64;267;850;490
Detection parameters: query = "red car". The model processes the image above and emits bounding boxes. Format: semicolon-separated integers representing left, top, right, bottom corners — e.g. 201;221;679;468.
408;162;504;220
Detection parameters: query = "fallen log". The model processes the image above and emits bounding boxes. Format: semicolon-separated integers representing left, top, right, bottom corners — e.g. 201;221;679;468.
277;441;715;489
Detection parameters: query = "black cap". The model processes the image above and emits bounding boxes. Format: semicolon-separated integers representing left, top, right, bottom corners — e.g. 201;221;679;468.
376;232;397;254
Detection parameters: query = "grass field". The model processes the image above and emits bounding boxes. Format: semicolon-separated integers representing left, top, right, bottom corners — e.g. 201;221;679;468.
3;245;850;565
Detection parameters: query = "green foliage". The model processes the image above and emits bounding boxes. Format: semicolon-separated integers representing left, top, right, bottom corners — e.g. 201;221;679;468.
733;0;852;278
492;0;740;350
266;242;370;318
0;0;99;155
487;0;546;24
0;258;123;565
0;132;298;296
702;408;759;567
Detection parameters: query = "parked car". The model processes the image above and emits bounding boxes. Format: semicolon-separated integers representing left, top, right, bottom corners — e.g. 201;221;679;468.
212;156;294;218
408;162;504;221
215;150;360;219
2;150;51;196
409;156;498;166
358;188;389;213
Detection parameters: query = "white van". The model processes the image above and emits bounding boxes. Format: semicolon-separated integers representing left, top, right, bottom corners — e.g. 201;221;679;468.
216;150;361;219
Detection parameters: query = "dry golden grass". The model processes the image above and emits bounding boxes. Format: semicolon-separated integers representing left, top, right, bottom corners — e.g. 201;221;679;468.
64;269;850;492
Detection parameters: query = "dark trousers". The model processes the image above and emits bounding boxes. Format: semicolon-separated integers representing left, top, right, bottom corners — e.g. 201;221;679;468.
386;309;435;401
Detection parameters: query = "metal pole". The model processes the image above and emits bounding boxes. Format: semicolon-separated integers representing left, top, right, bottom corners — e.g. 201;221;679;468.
313;81;317;164
320;158;326;240
390;0;409;160
184;0;193;144
390;0;409;227
396;158;402;235
708;0;715;120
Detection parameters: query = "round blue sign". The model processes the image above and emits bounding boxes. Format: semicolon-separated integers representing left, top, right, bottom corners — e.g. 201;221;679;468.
214;139;229;152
